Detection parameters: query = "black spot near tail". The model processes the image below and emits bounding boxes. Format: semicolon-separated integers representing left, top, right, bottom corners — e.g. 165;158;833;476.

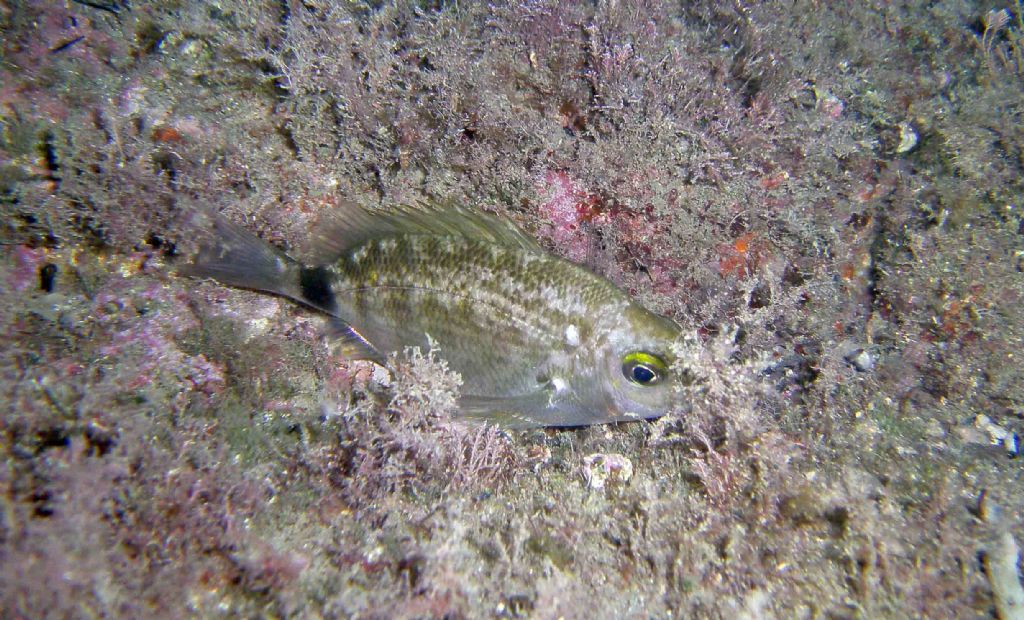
299;266;337;313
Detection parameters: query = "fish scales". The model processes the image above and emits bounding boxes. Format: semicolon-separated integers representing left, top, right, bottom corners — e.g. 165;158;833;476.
181;204;683;427
327;234;624;398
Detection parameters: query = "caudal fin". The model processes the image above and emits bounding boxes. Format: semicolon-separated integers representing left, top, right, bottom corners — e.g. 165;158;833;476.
177;212;301;299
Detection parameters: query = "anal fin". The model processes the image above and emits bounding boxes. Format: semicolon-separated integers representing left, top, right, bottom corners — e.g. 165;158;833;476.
327;317;386;364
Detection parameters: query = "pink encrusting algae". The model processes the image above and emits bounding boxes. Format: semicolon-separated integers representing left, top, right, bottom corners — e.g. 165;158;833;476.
536;170;606;263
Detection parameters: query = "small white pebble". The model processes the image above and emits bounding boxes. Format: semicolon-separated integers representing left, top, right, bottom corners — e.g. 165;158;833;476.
564;324;580;347
1005;433;1020;456
371;364;392;387
850;349;875;372
582;453;634;490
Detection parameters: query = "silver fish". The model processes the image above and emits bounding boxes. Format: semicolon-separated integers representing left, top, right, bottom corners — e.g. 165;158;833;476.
181;202;683;427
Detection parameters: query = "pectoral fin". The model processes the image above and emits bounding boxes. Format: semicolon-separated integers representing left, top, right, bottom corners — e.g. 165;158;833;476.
459;382;596;428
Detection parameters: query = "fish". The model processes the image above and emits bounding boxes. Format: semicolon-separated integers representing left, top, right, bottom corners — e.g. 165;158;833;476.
179;201;683;427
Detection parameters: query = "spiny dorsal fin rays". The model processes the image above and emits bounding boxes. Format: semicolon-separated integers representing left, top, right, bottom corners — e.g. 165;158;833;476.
304;198;543;266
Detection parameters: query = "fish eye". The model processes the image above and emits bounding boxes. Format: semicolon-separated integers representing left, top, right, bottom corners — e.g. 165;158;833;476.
621;351;667;386
631;364;656;384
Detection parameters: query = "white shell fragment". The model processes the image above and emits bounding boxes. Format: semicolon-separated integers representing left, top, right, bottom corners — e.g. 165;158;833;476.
987;531;1024;620
975;414;1020;456
981;494;1024;620
564;324;580;347
582;453;634;490
845;348;875;372
370;363;392;387
895;122;918;154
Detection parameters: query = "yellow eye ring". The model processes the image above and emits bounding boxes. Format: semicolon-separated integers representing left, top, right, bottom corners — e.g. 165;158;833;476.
621;352;667;386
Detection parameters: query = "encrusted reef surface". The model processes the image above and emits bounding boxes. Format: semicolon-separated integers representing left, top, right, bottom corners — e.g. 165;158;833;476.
3;1;1024;617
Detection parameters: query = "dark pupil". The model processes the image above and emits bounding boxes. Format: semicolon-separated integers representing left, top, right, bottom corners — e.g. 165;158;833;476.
631;364;656;384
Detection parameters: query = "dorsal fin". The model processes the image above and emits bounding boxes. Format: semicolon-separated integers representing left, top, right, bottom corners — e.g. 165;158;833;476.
304;199;542;265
